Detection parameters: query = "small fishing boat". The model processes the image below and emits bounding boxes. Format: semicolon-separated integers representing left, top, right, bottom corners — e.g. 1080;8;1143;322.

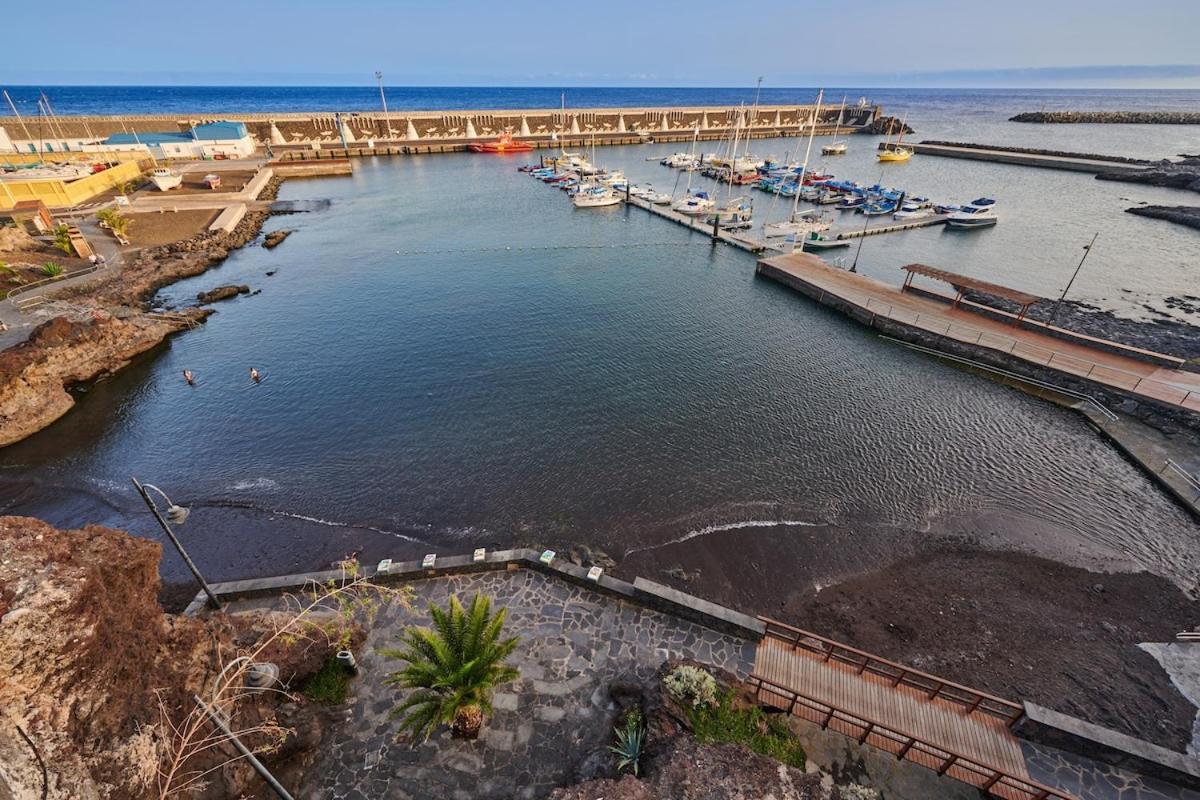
672;190;716;216
821;96;849;156
836;195;865;211
149;167;182;191
801;235;851;250
893;197;934;219
647;190;672;205
469;131;534;153
598;170;627;187
572;184;622;208
946;197;998;228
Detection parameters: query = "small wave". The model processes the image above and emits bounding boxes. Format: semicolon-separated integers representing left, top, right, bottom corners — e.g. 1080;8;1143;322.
624;518;823;556
229;477;281;492
262;509;428;545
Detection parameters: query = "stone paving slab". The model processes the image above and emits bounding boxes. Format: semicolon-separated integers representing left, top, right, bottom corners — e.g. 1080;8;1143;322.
302;568;756;800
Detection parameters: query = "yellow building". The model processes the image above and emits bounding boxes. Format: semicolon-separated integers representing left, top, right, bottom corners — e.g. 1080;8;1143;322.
0;159;147;210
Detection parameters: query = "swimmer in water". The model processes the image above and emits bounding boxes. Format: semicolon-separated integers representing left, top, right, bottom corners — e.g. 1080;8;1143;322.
182;369;195;385
250;367;261;383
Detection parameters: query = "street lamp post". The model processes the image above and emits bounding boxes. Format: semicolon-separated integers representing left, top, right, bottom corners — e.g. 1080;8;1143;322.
375;70;389;117
1048;232;1099;326
131;477;222;611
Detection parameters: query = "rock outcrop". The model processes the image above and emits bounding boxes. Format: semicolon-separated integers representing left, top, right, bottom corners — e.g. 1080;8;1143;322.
1097;157;1200;193
863;115;913;136
1126;205;1200;232
0;517;335;800
197;284;250;304
0;311;207;447
1011;111;1200;124
262;229;293;249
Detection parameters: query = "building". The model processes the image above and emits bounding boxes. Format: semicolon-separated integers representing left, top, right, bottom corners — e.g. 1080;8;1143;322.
101;121;255;159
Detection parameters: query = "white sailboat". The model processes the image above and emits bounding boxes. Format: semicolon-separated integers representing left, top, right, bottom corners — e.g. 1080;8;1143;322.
763;90;828;245
821;97;848;156
671;125;715;215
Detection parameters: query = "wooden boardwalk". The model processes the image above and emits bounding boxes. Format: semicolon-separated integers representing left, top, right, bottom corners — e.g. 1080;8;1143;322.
757;252;1200;413
752;621;1073;800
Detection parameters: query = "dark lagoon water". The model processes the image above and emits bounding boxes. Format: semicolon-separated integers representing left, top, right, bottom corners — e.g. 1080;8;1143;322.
0;87;1196;591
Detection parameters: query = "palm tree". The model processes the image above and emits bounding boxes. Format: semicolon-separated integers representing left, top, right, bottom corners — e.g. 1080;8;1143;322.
382;593;519;741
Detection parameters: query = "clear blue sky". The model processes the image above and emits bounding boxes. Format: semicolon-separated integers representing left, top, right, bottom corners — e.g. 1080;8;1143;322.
3;0;1199;87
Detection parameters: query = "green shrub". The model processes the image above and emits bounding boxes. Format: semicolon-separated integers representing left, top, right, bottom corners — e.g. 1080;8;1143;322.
687;690;806;769
609;708;646;776
302;656;353;705
40;262;64;278
664;665;718;708
52;225;72;254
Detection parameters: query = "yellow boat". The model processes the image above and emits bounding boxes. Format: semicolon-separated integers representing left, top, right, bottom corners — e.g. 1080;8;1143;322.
877;146;913;162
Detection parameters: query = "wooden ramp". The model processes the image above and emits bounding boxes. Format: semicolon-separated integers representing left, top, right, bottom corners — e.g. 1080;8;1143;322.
752;620;1074;800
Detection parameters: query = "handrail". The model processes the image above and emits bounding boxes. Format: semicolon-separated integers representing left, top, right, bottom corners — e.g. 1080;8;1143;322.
6;263;106;302
844;283;1199;409
748;673;1073;800
1162;459;1200;494
758;617;1024;723
880;336;1119;421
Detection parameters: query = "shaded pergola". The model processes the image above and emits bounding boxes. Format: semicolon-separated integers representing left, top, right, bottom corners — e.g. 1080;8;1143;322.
901;263;1043;324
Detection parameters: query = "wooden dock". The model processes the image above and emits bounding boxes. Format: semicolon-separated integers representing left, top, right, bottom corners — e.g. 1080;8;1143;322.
756;252;1200;413
889;142;1148;174
752;620;1072;800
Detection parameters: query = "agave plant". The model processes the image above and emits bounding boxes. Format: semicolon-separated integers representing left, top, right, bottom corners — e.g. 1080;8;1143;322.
381;594;519;741
610;710;646;776
40;262;64;278
52;224;72;254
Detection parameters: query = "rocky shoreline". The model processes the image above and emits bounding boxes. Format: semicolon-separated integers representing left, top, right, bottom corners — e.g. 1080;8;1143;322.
1011;111;1200;124
1096;156;1200;193
1126;204;1200;232
0;178;283;447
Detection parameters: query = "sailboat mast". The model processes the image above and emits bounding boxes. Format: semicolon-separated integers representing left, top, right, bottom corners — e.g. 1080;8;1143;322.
790;89;823;220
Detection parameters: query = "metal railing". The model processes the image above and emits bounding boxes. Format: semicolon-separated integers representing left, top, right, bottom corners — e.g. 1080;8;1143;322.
759;617;1024;724
851;292;1199;409
1161;459;1200;499
880;336;1119;421
749;673;1073;800
6;262;107;304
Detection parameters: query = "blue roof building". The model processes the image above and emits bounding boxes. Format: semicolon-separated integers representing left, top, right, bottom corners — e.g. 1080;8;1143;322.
101;120;254;158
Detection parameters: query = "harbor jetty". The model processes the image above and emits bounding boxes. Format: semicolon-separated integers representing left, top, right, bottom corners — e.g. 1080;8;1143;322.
0;103;881;157
883;141;1150;174
1010;111;1200;124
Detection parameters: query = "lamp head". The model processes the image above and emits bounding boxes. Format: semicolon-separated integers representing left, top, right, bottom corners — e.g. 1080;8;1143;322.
166;505;190;525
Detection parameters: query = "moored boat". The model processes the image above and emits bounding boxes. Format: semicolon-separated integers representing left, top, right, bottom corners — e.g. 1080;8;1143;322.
672;190;716;216
469;131;534;153
149;168;182;191
945;197;998;228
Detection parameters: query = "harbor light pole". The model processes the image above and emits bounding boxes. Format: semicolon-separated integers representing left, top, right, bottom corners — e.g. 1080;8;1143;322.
376;71;389;115
1047;233;1099;326
131;477;222;610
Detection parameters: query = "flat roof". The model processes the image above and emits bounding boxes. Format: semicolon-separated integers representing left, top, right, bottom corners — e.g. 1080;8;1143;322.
902;263;1042;307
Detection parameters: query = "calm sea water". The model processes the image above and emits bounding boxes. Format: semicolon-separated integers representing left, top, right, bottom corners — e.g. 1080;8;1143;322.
1;87;1197;590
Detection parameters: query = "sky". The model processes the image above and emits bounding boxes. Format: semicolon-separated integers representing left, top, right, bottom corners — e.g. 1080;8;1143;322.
3;0;1199;88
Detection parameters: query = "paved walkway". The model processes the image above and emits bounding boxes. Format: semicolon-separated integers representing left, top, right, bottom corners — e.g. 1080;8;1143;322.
294;569;755;800
758;253;1200;413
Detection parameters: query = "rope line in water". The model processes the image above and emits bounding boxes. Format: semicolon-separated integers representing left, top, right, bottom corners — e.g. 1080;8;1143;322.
391;242;710;256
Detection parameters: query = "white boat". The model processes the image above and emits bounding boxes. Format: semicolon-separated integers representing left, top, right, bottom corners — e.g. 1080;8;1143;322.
647;191;672;205
710;197;754;229
598;170;626;187
572;184;622;208
148;168;182;191
801;236;851;250
763;209;831;238
821;96;849;156
662;152;698;169
672;190;716;216
946;197;998;228
893;197;934;220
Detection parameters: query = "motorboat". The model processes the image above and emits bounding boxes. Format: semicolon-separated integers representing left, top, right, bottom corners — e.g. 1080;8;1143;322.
149;168;182;191
469;131;534;153
893;197;934;219
647;191;672;205
800;235;851;250
672;190;716;216
763;209;831;238
946;197;998;228
861;200;898;216
572;184;622;208
661;152;698;169
598;170;627;187
836;195;865;211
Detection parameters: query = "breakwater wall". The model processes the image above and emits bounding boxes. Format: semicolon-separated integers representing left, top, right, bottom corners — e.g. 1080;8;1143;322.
1010;111;1200;124
2;104;879;150
920;140;1150;165
888;141;1149;174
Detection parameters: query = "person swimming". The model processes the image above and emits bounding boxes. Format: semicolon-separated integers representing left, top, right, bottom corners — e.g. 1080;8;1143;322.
250;367;261;383
182;369;195;385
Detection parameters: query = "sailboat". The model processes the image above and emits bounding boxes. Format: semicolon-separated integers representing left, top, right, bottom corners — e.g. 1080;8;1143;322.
821;97;849;156
762;90;829;243
877;113;913;162
672;125;716;216
572;132;622;208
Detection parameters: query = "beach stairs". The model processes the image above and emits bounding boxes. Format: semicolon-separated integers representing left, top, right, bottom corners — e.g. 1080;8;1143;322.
749;621;1072;800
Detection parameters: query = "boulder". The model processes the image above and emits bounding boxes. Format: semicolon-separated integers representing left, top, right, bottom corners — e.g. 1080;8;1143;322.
262;229;293;249
196;284;250;304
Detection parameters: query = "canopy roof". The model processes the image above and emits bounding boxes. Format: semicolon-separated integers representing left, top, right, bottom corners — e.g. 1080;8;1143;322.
901;264;1042;308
